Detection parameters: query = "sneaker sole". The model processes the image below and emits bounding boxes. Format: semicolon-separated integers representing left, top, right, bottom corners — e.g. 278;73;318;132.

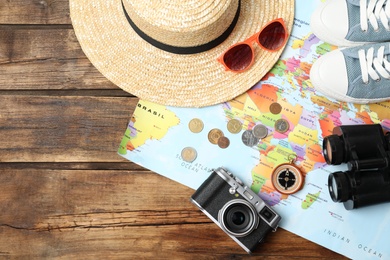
310;55;387;104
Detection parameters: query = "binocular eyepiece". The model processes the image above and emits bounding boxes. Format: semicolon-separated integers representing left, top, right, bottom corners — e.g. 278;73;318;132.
322;124;390;210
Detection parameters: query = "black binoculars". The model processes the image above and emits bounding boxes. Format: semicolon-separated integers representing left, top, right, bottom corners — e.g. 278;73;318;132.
322;124;390;210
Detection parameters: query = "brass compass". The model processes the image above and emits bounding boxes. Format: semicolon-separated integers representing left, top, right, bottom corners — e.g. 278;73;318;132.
271;155;305;195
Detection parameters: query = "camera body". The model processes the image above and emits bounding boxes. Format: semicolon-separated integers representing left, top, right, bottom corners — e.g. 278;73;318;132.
191;167;281;254
323;124;390;210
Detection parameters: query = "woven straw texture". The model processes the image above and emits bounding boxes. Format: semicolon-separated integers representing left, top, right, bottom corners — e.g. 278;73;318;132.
70;0;295;107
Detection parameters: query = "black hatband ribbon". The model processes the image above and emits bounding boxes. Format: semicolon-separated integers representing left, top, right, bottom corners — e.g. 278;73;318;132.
121;0;241;55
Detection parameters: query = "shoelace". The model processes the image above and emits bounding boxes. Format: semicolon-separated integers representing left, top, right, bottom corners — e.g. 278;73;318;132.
360;0;390;31
358;45;390;83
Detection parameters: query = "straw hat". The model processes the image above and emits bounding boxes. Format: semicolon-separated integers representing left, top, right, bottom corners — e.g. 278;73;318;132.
70;0;294;107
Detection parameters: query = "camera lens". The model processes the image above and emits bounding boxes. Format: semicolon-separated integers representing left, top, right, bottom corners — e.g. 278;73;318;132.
231;211;246;225
328;172;350;202
323;135;345;165
219;199;259;237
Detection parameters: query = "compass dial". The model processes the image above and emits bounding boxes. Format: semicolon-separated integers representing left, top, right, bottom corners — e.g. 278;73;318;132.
271;163;304;195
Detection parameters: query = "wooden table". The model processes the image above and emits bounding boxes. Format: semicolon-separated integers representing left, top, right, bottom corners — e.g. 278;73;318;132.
0;1;347;259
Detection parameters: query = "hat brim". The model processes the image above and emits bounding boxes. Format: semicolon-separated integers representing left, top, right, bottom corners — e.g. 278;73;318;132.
70;0;295;107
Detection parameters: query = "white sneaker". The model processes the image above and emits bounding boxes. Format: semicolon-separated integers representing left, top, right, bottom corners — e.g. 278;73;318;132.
311;0;390;47
310;42;390;103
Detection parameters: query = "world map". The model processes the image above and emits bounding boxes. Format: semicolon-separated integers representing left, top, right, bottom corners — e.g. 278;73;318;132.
118;0;390;259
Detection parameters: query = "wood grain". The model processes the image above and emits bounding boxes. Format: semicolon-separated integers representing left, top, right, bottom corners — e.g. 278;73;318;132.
0;0;70;25
0;96;135;162
0;168;345;259
0;27;117;90
0;1;349;259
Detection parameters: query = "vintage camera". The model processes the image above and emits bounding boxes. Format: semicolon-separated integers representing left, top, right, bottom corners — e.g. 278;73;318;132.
191;167;281;254
323;124;390;210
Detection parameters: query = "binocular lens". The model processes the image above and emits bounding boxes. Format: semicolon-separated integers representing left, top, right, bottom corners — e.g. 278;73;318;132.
329;175;338;200
328;172;350;202
323;135;345;165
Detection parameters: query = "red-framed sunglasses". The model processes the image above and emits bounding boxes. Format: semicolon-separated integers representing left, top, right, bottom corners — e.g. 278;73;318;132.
218;18;288;73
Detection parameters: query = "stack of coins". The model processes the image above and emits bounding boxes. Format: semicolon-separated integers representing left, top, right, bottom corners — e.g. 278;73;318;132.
208;128;231;149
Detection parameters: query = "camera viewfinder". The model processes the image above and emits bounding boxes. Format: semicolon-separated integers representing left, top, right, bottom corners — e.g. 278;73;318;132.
260;207;276;222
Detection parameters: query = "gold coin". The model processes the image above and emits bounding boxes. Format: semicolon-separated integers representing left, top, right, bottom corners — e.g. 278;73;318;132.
208;128;224;145
217;136;230;149
181;147;197;163
270;102;282;115
274;119;289;133
227;119;242;134
188;118;204;133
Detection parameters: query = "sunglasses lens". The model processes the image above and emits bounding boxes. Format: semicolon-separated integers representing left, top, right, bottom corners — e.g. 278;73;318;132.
223;44;253;71
258;21;286;51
